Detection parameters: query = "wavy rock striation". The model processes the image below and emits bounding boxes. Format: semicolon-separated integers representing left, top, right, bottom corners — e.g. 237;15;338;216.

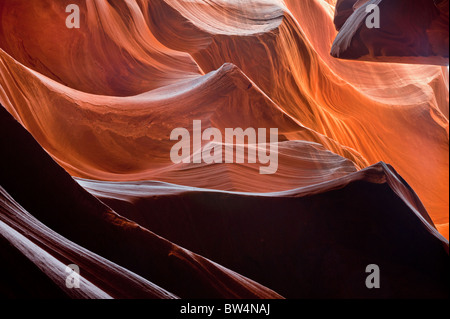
0;0;448;298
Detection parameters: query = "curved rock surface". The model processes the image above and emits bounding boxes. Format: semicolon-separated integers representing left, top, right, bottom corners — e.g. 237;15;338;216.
0;0;448;298
332;0;449;65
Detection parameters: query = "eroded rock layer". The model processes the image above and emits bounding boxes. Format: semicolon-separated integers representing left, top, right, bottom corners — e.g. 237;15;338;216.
0;0;448;298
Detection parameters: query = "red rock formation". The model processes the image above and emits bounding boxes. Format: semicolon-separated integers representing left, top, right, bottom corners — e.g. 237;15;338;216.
0;105;282;299
332;0;449;65
0;0;448;298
